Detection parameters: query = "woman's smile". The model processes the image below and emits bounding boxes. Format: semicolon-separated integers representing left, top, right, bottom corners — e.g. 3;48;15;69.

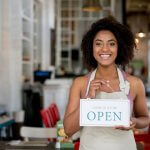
100;54;112;60
93;30;118;67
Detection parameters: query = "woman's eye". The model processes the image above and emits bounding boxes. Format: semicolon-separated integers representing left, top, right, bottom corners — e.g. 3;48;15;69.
95;42;102;46
109;42;116;46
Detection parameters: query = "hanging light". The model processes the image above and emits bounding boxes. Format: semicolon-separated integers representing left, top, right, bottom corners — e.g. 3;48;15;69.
82;0;102;12
136;30;146;38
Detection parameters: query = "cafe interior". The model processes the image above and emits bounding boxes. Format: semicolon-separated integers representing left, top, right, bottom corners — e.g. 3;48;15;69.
0;0;150;149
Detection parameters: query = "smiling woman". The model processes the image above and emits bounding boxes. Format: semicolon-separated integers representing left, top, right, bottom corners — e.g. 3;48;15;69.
81;17;135;71
93;30;118;67
63;17;150;150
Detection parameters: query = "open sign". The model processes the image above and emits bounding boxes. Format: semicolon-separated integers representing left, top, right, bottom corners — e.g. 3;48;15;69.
80;99;130;127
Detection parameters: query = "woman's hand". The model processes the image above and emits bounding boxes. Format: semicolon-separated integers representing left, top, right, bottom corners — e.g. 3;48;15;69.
115;118;137;131
87;79;106;98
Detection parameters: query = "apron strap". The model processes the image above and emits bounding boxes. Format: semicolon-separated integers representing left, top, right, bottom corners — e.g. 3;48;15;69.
85;68;130;97
85;69;97;97
117;68;130;95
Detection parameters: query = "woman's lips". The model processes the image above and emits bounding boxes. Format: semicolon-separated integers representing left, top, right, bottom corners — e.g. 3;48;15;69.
100;54;111;59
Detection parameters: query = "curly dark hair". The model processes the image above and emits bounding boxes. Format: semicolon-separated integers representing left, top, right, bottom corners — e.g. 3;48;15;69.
81;17;136;70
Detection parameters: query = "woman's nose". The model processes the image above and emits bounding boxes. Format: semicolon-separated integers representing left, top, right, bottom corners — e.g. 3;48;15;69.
101;44;108;52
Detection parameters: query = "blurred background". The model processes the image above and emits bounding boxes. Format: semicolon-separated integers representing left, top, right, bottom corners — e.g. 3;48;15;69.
0;0;150;141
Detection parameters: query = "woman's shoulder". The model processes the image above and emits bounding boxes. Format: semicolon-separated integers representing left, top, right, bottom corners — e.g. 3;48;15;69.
126;74;145;98
71;74;90;97
72;74;89;86
125;73;144;88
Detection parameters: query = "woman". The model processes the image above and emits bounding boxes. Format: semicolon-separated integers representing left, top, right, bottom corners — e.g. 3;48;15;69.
64;17;150;150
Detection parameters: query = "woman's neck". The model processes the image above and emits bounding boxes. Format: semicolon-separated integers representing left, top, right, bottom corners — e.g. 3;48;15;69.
96;64;118;80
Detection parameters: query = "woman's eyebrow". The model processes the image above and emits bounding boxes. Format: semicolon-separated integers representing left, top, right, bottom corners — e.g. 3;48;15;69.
108;39;117;42
94;39;117;42
94;39;102;42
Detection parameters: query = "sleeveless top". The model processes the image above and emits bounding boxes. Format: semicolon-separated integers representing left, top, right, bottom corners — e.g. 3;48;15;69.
79;68;137;150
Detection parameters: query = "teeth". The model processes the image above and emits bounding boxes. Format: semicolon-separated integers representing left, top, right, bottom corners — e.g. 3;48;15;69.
100;54;110;59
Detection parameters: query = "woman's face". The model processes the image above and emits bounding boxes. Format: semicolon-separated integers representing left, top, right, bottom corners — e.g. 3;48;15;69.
93;30;118;67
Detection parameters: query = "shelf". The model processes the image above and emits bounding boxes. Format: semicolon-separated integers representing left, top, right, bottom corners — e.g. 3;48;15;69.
21;0;33;83
61;58;69;61
22;14;32;22
20;0;44;83
22;11;31;19
23;60;31;65
22;55;30;60
22;35;31;42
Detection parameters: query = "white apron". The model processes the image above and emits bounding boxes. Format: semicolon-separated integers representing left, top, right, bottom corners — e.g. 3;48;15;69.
79;68;137;150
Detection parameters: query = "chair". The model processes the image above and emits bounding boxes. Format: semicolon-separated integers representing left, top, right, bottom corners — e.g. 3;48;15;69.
74;141;80;150
134;125;150;150
48;103;60;125
20;126;57;141
40;108;53;127
47;108;56;127
40;103;60;128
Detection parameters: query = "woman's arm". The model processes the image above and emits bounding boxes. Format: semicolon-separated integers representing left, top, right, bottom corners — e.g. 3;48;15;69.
63;77;86;137
63;75;106;136
116;77;150;131
133;77;150;129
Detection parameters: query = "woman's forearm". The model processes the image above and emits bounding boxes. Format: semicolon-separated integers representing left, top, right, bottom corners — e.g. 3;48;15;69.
64;107;80;137
133;116;150;129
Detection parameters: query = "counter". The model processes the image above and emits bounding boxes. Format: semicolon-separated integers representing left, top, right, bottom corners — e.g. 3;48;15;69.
43;79;72;119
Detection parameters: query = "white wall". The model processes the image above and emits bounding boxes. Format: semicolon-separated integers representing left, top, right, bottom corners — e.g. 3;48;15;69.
0;0;2;52
0;0;22;112
0;0;53;112
9;0;22;112
0;0;12;109
49;0;55;29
